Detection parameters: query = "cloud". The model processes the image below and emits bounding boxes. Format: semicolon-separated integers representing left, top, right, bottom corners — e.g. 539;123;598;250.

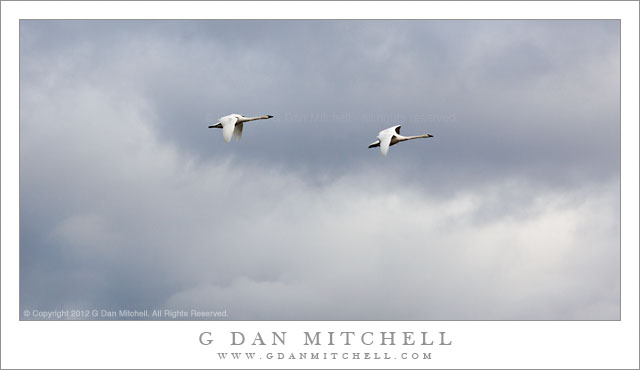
19;20;620;319
163;174;619;320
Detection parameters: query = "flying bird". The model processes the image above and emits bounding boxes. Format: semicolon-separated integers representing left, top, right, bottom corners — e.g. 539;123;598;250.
368;125;434;156
208;114;274;143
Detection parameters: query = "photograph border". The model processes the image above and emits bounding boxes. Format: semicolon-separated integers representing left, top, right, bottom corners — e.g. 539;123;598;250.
1;0;639;369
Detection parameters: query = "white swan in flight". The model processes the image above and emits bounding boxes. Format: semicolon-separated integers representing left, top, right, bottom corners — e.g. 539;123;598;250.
208;114;273;143
368;125;434;156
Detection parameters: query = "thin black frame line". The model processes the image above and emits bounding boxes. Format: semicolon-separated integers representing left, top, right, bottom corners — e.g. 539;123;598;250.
16;19;623;322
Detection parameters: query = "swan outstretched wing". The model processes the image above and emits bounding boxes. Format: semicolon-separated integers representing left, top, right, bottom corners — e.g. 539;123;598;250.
374;125;402;156
220;115;238;143
378;131;393;156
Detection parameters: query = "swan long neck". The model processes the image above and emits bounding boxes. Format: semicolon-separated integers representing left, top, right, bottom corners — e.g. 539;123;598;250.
401;134;433;141
239;115;272;123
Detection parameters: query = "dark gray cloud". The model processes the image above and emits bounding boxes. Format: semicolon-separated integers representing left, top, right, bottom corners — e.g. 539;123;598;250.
20;20;620;319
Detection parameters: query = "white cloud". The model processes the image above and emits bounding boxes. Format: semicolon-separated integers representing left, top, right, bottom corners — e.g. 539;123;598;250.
161;168;619;319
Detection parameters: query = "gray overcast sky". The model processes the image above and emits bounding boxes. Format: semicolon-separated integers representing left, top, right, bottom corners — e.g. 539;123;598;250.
20;20;620;320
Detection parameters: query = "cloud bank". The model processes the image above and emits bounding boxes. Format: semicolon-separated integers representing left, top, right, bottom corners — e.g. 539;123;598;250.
20;20;620;319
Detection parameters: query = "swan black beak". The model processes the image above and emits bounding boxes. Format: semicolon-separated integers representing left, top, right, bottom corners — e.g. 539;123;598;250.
266;115;274;118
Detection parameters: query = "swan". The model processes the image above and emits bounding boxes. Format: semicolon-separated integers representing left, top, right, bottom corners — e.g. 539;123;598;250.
208;114;273;143
368;125;433;156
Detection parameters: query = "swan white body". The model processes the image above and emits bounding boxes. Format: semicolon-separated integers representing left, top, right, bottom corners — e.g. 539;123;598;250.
368;125;433;156
208;114;273;143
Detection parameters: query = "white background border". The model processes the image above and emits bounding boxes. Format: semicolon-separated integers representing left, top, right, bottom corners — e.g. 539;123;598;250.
2;1;638;369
